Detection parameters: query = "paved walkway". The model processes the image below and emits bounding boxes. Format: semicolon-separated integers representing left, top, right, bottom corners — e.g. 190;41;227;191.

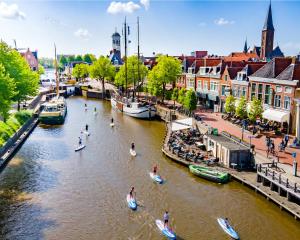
196;111;300;172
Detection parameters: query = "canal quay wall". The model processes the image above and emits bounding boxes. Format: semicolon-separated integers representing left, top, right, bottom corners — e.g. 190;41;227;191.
156;105;300;220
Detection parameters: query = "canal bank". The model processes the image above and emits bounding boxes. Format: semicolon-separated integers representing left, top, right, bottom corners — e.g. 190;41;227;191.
0;97;300;240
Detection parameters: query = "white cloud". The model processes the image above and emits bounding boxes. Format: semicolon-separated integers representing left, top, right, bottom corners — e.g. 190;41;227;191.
140;0;150;10
107;1;140;14
0;2;26;20
74;28;91;40
214;18;234;26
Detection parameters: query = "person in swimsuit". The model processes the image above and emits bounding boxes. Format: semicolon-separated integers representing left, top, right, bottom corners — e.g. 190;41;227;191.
85;124;89;131
94;107;97;112
129;187;135;199
153;164;158;174
78;137;82;146
111;118;114;123
131;143;135;151
163;211;169;228
224;218;230;228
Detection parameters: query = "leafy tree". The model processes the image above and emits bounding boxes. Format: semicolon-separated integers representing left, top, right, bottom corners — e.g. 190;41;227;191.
115;56;148;97
83;54;94;64
89;56;116;97
72;64;89;82
178;88;186;104
248;97;263;122
0;64;16;121
37;64;45;75
0;41;39;110
59;55;68;67
171;87;179;107
235;96;247;119
147;55;182;102
183;89;197;114
67;55;75;63
147;69;162;97
224;95;236;116
75;55;83;62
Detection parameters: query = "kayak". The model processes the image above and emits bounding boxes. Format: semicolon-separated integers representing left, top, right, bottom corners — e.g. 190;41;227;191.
155;219;176;240
75;145;86;152
83;131;90;136
217;218;239;239
110;123;115;127
126;194;137;210
130;149;136;157
149;172;163;184
189;165;229;183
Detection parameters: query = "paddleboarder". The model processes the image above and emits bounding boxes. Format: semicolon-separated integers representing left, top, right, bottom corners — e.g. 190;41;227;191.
153;164;158;174
78;136;82;147
129;187;135;199
131;143;135;151
163;211;169;228
111;117;114;123
224;218;230;228
85;124;89;132
84;103;87;111
94;107;97;113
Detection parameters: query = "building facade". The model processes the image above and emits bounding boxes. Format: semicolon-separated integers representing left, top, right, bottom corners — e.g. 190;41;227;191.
20;48;38;71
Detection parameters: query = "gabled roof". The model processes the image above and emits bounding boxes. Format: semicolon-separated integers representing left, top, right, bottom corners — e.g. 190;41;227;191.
225;52;259;62
227;67;244;79
244;62;266;75
263;2;274;31
276;63;300;81
251;58;292;78
270;46;284;58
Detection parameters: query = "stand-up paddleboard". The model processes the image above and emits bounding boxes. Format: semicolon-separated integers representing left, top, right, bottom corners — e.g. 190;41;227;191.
83;131;90;136
130;149;136;157
217;218;239;239
110;123;115;127
126;194;137;210
75;145;86;152
93;111;98;115
149;172;163;184
155;219;176;240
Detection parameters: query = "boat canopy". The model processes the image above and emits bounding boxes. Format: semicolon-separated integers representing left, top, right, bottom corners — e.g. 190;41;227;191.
171;118;193;131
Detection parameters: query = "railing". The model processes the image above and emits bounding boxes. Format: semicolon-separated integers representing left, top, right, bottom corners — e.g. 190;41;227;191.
257;164;300;194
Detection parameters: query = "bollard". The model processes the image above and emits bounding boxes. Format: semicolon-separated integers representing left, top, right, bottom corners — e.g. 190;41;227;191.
295;183;297;193
272;171;275;180
286;179;289;188
279;174;281;184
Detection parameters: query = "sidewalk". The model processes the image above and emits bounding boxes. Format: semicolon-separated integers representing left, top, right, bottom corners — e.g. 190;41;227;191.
196;111;300;172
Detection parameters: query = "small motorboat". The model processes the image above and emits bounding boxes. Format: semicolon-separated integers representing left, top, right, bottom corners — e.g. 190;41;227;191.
126;194;137;210
155;219;176;239
217;218;239;239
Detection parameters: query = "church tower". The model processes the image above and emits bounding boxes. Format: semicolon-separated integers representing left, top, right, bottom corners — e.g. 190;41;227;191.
112;30;121;52
260;2;275;59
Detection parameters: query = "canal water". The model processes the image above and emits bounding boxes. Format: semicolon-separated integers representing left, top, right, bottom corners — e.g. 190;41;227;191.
0;97;299;240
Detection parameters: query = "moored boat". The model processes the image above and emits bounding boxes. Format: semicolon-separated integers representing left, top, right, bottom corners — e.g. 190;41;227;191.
39;96;67;125
189;165;229;183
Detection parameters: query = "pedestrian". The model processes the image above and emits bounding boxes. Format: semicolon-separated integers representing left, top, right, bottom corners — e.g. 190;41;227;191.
270;140;275;155
284;134;289;147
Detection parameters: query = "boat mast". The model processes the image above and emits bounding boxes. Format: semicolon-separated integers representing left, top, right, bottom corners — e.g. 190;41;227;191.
54;43;59;97
137;16;141;98
124;17;128;98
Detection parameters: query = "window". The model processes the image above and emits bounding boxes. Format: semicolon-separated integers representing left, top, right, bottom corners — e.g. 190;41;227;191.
224;75;228;81
210;81;219;92
264;85;271;104
197;80;202;90
274;95;281;108
258;84;263;100
284;96;291;110
200;67;206;75
187;78;194;89
232;86;237;97
251;83;256;100
237;87;241;97
276;86;282;93
188;67;194;74
285;87;292;94
221;85;226;96
204;81;208;90
242;87;246;97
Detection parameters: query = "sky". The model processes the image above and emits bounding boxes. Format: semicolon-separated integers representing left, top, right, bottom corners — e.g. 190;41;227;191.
0;0;299;58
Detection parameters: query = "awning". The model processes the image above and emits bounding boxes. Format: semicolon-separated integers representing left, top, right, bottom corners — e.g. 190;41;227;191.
171;118;193;131
262;109;290;123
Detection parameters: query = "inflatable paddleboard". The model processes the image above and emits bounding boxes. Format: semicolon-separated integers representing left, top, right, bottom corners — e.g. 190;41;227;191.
217;218;239;239
126;194;137;210
83;131;90;136
130;149;136;157
75;145;86;152
110;123;115;127
93;111;98;115
155;219;176;240
149;172;163;184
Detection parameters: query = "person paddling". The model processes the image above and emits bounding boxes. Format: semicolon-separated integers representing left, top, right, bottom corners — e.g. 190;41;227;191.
78;136;82;147
111;118;114;123
85;124;89;132
163;211;169;228
224;217;230;228
94;107;97;113
131;143;135;151
153;164;158;175
129;187;135;199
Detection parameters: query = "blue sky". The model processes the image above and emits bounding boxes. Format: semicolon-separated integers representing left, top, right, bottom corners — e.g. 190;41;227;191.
0;0;299;58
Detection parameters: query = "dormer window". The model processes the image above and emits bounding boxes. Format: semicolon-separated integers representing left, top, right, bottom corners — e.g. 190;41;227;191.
188;67;194;74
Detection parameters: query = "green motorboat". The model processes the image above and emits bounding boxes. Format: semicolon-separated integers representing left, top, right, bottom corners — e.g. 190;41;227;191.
189;165;229;183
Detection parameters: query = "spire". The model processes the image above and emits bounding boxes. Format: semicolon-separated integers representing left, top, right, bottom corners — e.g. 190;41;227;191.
263;1;274;31
243;38;248;53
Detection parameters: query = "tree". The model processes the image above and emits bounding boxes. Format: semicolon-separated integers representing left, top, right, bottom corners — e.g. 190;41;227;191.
248;97;263;122
115;56;148;97
39;57;54;68
37;64;45;76
89;56;116;97
224;95;236;116
59;55;68;67
0;41;39;110
75;55;83;62
171;87;179;107
183;89;197;114
0;64;16;121
147;69;162;97
235;96;247;119
178;88;186;104
72;64;89;82
147;55;182;103
67;55;75;63
83;54;95;64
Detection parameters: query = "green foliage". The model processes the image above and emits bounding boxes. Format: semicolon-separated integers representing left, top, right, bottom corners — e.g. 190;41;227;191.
75;55;83;62
14;110;32;124
165;90;172;100
147;69;162;97
37;64;45;75
225;95;236;115
83;54;96;64
0;41;39;110
248;97;263;122
235;96;248;119
115;56;148;89
171;88;179;102
147;55;182;102
59;55;68;66
67;55;75;63
183;89;197;112
72;64;89;81
178;88;186;104
39;57;54;68
0;64;16;121
90;56;116;96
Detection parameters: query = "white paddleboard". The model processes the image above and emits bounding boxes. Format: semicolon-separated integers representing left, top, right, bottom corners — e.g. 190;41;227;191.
110;123;115;127
75;145;86;152
217;218;239;239
155;219;176;239
149;172;163;184
83;131;90;136
126;194;137;210
130;149;136;157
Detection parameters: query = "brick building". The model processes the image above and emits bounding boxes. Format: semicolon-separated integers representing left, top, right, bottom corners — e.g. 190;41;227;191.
20;48;38;71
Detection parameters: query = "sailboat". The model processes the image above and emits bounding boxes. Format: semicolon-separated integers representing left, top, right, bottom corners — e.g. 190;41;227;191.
39;44;67;125
111;17;156;119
